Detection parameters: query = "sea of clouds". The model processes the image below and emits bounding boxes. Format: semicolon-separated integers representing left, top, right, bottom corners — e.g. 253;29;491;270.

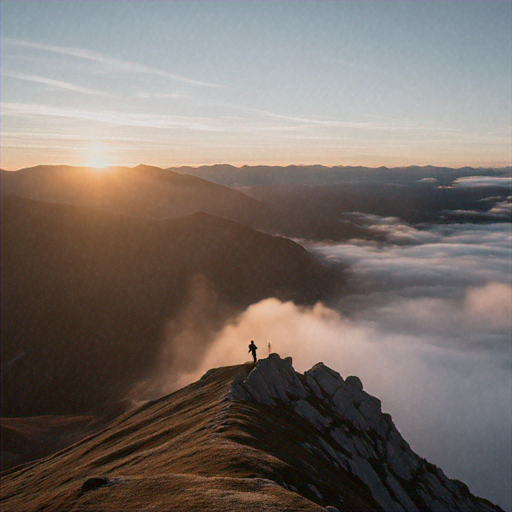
145;218;510;509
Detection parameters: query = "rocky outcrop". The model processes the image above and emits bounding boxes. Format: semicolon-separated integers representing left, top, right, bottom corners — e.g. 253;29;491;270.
228;354;501;512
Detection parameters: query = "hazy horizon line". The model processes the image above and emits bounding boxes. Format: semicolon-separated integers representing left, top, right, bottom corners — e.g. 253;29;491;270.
2;162;511;173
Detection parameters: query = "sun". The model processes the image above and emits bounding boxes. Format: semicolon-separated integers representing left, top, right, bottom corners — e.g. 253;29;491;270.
84;143;113;170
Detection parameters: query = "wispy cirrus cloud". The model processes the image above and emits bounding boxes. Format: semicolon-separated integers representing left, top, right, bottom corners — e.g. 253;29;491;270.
2;37;220;88
2;69;112;97
2;101;362;135
235;104;421;132
0;102;226;131
135;91;189;100
1;131;149;143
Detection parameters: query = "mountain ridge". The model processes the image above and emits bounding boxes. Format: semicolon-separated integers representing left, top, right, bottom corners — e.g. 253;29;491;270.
0;355;502;511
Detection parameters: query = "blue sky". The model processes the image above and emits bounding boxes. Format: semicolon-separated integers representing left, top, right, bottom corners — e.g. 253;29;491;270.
1;0;511;169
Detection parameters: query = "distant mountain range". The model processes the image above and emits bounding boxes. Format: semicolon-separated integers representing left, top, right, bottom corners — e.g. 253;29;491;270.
2;196;338;418
169;164;511;225
167;163;510;187
1;355;502;511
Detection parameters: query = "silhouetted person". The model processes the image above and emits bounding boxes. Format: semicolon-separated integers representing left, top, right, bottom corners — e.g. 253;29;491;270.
248;340;258;363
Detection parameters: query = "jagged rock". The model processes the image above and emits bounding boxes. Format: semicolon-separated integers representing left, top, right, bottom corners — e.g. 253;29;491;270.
229;355;502;512
348;455;405;511
294;400;331;430
345;375;363;394
385;438;418;480
385;473;419;511
358;393;382;421
331;387;369;430
304;373;324;400
229;353;308;405
304;363;344;397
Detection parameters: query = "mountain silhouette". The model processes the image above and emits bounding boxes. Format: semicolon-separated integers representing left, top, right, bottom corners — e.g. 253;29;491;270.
168;164;509;187
1;355;502;511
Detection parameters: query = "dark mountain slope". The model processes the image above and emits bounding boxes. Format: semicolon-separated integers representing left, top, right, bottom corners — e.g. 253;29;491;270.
0;356;501;512
0;165;363;240
1;415;99;472
1;197;338;417
1;165;272;220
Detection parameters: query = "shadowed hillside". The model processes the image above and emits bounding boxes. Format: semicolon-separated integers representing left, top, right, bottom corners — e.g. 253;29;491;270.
1;415;101;472
1;196;339;418
0;356;502;512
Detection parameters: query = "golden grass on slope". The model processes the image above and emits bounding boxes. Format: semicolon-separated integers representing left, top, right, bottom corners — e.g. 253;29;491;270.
70;474;326;512
0;364;259;511
0;362;378;511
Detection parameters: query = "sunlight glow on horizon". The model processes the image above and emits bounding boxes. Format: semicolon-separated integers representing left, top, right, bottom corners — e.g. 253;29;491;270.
83;143;113;170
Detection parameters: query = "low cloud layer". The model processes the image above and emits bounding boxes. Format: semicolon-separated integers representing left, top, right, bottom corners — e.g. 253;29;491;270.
452;176;512;188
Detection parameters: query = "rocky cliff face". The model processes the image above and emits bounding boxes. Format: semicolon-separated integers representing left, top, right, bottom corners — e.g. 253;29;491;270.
228;354;500;512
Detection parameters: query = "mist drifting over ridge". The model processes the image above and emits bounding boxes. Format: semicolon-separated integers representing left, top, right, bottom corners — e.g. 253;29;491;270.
154;220;511;510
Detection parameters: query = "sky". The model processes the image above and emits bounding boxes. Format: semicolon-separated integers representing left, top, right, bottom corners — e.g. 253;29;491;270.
1;0;511;170
151;221;511;509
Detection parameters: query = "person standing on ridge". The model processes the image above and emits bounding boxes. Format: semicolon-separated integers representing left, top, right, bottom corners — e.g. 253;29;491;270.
248;340;258;363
